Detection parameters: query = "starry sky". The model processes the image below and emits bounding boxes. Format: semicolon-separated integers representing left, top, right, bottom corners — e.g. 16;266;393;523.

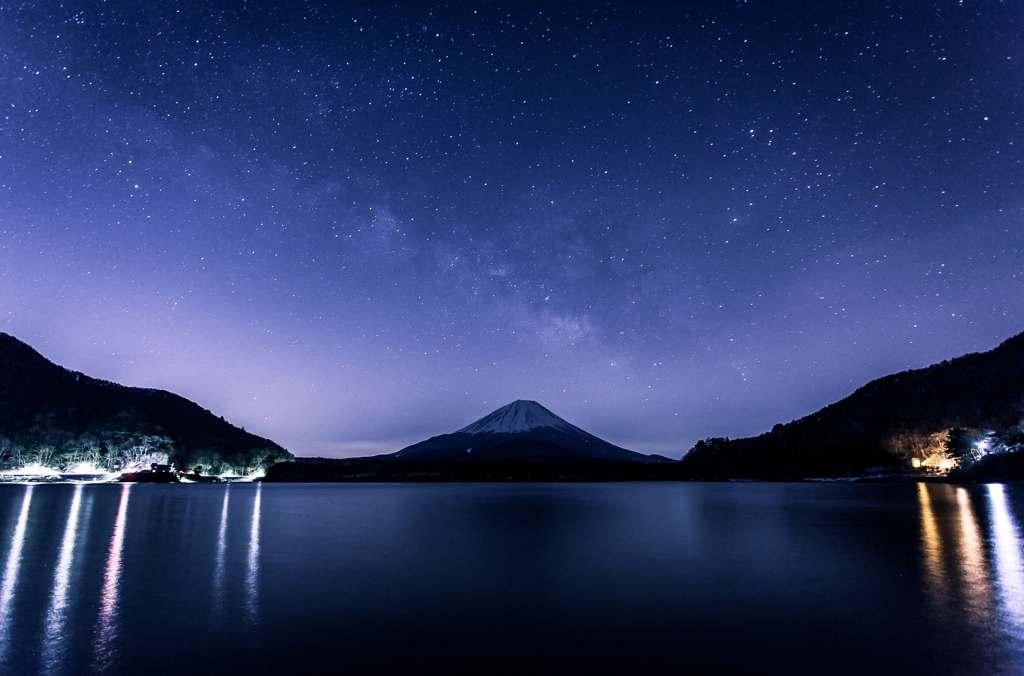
1;1;1022;458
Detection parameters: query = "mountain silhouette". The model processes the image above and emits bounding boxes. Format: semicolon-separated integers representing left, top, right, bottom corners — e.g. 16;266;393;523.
680;331;1024;479
0;333;291;473
388;399;672;463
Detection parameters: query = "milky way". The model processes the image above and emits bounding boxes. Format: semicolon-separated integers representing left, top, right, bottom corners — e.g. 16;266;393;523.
1;1;1021;457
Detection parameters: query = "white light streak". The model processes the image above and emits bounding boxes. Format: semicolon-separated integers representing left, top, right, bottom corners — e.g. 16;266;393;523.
987;484;1024;636
246;483;262;622
0;485;34;660
43;485;84;671
94;483;131;670
214;484;230;611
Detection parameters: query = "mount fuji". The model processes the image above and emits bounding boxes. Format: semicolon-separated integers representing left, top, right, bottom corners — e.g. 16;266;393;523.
386;400;673;463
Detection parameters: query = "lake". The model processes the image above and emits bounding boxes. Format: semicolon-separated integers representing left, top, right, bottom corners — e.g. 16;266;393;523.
0;481;1022;674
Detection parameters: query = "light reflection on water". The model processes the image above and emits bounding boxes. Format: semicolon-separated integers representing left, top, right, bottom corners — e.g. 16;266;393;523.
987;484;1024;638
955;486;994;626
246;482;261;623
93;483;131;672
42;484;86;673
917;482;1024;646
0;483;1020;674
214;483;230;612
0;485;33;661
917;482;947;604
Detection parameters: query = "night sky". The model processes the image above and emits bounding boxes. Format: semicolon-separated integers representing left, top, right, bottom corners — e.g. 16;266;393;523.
1;1;1021;458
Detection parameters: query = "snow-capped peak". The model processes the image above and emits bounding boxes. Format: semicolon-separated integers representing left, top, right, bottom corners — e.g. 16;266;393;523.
454;400;583;436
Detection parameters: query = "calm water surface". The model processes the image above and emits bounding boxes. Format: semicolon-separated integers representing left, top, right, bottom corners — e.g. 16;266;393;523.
0;482;1021;674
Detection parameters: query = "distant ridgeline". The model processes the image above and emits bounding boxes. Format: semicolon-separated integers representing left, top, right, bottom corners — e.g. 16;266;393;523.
0;333;292;474
266;400;679;482
680;332;1024;479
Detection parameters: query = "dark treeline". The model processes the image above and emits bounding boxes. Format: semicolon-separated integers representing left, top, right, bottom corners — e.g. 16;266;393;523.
0;333;291;473
680;332;1024;479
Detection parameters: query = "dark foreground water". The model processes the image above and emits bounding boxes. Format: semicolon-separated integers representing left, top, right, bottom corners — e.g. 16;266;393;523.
0;482;1022;674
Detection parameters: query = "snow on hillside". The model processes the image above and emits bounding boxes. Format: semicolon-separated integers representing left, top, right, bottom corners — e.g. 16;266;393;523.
454;400;584;436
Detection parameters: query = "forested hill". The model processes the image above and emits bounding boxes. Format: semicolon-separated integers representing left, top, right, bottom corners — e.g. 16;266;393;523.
680;332;1024;479
0;333;291;473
